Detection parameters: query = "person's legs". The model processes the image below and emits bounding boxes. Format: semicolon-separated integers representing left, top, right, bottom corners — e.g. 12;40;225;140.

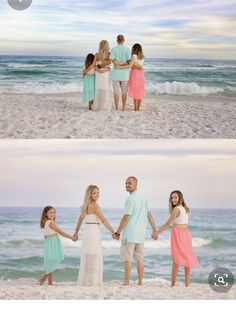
113;81;120;110
121;81;128;111
184;267;191;287
137;260;144;285
134;244;144;285
122;93;127;111
120;241;135;286
137;100;142;111
48;272;53;285
171;259;179;286
39;274;48;285
124;261;132;285
88;100;93;110
134;99;138;111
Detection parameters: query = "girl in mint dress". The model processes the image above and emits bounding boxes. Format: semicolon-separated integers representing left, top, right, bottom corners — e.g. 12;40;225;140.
83;53;96;110
39;206;74;285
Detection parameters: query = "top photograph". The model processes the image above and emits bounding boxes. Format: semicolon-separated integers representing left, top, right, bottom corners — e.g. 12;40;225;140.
0;0;235;139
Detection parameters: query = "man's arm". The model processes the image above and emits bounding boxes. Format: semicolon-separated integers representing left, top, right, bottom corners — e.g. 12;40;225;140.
116;214;130;235
148;211;157;233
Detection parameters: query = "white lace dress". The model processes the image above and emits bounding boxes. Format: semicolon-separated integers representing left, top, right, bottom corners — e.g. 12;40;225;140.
94;60;112;112
78;213;103;286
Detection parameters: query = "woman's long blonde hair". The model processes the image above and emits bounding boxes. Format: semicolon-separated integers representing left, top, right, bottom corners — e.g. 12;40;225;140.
80;185;99;216
99;40;110;61
168;190;190;214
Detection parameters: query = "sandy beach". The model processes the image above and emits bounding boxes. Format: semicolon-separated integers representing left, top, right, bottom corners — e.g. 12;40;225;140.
0;92;235;138
0;278;235;300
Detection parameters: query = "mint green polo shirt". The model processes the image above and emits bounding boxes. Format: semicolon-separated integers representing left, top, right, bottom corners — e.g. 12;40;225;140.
122;191;150;244
110;44;131;81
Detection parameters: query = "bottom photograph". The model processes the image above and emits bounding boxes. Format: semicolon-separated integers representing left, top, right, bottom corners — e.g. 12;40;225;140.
0;139;235;300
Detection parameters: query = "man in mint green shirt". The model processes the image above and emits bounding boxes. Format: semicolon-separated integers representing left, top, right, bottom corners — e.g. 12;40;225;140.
115;176;157;286
110;34;131;111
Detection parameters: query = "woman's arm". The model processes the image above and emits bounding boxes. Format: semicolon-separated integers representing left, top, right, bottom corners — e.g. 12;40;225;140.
93;205;115;235
96;67;111;73
157;208;180;235
132;63;143;70
49;221;73;240
116;214;130;236
113;60;129;66
115;55;136;69
73;212;85;238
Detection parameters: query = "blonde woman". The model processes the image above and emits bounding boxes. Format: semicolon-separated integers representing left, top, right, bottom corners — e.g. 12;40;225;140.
94;40;112;111
73;185;115;286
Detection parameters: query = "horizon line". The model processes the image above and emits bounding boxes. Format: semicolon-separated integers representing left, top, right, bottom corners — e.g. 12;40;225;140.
0;54;236;62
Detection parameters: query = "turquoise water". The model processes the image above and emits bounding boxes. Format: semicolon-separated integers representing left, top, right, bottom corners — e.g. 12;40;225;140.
0;207;235;284
0;55;236;96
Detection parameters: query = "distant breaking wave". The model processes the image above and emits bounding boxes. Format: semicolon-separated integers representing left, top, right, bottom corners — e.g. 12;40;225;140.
147;81;224;96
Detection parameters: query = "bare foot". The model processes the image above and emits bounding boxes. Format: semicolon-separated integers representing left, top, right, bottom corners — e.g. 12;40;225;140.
39;274;48;286
121;281;129;286
138;281;143;286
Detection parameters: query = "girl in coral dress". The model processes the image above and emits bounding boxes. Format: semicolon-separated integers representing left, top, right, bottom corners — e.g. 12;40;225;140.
152;190;200;287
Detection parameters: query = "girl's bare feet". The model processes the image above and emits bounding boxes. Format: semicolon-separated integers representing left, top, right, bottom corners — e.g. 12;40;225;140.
39;274;48;286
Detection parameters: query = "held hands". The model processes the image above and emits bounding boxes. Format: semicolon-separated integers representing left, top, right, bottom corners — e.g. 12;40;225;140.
112;232;120;240
72;234;78;242
151;231;159;240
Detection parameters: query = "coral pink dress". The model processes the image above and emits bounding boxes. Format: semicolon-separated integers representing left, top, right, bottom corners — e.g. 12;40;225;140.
171;206;200;268
128;54;146;100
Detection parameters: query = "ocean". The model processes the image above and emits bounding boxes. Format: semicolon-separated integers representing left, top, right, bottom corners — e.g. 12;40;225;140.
0;55;236;97
0;207;235;284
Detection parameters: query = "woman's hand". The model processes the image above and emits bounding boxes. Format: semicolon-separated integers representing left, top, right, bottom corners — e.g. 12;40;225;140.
72;234;78;241
151;231;158;240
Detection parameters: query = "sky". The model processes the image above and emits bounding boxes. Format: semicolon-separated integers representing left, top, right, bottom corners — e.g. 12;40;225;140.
0;0;236;59
0;139;235;209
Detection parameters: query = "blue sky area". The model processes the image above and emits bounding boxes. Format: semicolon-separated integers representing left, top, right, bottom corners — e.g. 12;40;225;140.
0;0;235;59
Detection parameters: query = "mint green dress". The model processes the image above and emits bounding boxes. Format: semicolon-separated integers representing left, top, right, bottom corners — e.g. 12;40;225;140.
44;220;64;274
83;68;95;103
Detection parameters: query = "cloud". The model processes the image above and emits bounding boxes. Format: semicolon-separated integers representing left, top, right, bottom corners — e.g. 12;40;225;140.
0;0;235;59
0;140;235;209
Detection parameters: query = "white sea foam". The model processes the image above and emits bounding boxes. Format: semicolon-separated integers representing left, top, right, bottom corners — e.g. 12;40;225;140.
146;81;224;96
61;237;212;249
7;64;47;68
0;82;81;94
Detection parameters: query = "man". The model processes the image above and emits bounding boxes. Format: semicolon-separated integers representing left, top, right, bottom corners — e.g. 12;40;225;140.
114;176;158;286
110;34;131;111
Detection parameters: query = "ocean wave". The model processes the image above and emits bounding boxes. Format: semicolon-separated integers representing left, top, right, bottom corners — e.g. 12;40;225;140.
0;237;212;249
7;64;47;68
146;81;224;95
0;82;81;94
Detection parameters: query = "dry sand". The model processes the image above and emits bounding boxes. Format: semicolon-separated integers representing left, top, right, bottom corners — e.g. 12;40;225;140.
0;92;235;138
0;278;235;300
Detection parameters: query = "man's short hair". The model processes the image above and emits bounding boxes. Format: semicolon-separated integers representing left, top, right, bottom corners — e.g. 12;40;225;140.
117;34;125;43
127;176;138;183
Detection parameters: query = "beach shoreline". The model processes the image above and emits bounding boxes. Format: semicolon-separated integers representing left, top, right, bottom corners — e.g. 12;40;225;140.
0;92;235;138
0;278;235;300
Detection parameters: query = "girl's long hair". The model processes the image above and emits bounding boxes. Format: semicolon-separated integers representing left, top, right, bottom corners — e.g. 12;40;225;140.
40;206;55;228
80;185;99;217
99;40;110;61
168;190;190;214
85;53;95;69
131;43;144;60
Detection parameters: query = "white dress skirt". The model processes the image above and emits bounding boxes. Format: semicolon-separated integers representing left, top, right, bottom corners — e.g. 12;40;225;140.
94;61;112;112
78;214;103;286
